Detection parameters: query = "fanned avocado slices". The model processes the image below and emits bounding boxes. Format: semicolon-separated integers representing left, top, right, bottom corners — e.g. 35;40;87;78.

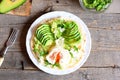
0;0;27;14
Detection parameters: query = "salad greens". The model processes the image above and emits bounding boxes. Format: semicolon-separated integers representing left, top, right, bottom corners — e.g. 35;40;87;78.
32;18;82;68
82;0;112;11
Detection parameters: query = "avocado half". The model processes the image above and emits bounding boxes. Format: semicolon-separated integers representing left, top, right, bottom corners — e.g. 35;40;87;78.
0;0;27;14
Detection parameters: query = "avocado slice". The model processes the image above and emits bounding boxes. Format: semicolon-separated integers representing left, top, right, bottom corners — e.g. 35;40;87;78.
0;0;27;14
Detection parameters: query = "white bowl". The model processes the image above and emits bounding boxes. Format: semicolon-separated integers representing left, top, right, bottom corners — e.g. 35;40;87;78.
26;11;91;75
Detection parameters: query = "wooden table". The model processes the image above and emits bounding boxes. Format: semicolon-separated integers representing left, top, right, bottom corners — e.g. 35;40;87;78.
0;0;120;80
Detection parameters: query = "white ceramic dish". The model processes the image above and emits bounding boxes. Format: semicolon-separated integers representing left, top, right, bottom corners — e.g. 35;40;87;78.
26;11;91;75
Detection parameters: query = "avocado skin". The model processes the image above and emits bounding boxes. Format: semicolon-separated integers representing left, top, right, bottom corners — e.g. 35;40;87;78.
0;0;27;14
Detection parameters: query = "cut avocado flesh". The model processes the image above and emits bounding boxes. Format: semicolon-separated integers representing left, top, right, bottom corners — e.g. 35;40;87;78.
36;24;54;47
0;0;27;13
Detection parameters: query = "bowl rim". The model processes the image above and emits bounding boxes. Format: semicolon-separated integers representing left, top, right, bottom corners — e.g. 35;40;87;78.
79;0;112;13
26;11;92;75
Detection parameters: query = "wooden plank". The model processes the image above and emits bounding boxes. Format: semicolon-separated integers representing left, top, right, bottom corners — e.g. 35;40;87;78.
23;50;120;70
83;50;120;67
0;49;120;69
0;13;120;27
1;24;120;51
0;0;120;25
0;68;120;80
0;0;120;79
0;51;34;69
0;16;120;69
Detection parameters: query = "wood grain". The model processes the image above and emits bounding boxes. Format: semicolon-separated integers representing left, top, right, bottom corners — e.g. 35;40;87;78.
0;68;120;80
1;50;120;70
0;0;120;80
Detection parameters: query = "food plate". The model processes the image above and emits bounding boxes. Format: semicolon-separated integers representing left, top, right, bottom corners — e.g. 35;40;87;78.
26;11;91;75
